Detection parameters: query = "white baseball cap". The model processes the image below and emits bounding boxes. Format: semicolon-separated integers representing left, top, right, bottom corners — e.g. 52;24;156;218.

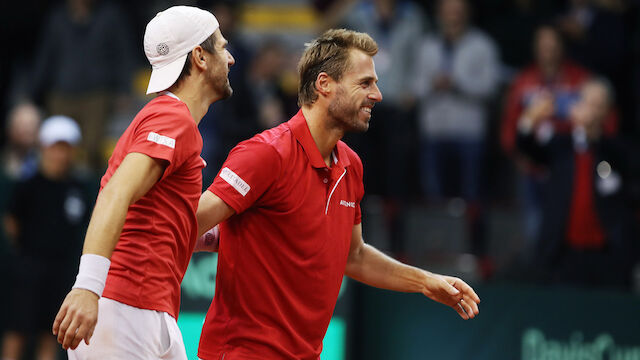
39;115;82;146
144;6;219;94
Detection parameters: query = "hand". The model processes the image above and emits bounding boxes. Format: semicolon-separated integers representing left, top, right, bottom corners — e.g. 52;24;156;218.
52;288;99;350
421;273;480;320
523;91;555;127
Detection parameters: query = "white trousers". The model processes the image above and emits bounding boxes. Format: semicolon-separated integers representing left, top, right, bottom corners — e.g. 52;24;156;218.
68;297;187;360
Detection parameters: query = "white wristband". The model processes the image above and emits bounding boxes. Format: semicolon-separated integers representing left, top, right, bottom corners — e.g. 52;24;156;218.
72;254;111;297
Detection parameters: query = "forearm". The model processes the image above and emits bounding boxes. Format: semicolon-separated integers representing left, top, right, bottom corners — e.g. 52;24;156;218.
81;187;130;258
345;243;428;293
196;191;235;238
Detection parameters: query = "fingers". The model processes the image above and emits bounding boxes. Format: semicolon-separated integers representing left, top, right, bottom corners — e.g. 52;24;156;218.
86;326;95;345
463;294;480;317
457;280;481;304
70;322;92;350
446;277;480;319
62;317;81;350
460;299;475;319
445;280;461;296
52;304;67;335
453;301;469;320
57;309;74;346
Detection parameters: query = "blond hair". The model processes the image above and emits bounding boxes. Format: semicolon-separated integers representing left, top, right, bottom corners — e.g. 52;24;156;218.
297;29;378;106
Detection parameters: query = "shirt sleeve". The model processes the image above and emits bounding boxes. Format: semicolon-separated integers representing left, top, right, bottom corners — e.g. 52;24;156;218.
209;140;281;214
127;110;196;178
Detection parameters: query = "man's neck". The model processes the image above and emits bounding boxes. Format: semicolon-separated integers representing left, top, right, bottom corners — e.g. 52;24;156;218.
540;62;560;80
301;105;344;167
170;87;212;125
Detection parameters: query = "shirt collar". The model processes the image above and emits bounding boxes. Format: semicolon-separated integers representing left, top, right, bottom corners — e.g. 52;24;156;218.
162;91;181;101
289;109;351;169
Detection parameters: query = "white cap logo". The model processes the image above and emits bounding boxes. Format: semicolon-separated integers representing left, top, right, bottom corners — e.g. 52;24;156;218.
156;43;169;56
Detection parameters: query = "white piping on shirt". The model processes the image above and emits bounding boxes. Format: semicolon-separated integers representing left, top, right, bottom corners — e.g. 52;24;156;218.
325;168;347;215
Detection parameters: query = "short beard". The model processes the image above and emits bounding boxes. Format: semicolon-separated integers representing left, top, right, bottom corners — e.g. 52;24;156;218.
211;72;233;100
208;52;233;100
327;87;369;133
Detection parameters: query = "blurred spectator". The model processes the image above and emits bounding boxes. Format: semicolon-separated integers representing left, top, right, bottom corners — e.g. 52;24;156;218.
339;0;425;256
342;0;425;198
501;25;598;255
2;116;92;360
29;0;135;172
413;0;499;202
1;103;41;180
412;0;499;269
555;0;634;132
515;79;636;288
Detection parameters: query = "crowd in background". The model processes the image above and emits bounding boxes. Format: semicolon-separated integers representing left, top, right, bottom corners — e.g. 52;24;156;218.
1;0;639;357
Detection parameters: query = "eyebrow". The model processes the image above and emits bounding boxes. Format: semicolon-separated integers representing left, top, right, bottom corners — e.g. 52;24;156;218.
358;76;378;83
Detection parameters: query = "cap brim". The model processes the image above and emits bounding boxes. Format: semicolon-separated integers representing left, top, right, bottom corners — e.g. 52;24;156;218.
146;53;189;94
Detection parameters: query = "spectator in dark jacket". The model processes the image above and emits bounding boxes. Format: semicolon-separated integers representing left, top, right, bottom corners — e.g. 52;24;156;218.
516;78;636;289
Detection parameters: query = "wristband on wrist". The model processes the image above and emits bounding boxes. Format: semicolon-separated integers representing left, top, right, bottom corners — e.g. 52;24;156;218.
72;254;111;297
195;226;220;252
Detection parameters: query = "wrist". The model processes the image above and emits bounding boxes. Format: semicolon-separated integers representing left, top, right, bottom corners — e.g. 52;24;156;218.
195;226;220;252
72;254;111;297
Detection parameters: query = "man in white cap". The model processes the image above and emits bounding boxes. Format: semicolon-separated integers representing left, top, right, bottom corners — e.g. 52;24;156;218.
2;115;88;360
51;6;234;359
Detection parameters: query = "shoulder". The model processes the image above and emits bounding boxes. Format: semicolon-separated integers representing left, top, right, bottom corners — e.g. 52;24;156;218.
135;97;195;131
228;123;292;168
242;122;293;157
562;61;591;82
513;65;540;85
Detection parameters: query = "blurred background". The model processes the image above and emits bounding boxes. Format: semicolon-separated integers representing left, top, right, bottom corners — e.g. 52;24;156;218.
1;0;640;359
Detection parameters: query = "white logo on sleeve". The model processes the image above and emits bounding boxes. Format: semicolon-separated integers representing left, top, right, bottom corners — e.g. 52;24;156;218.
147;132;176;149
220;167;251;196
340;200;356;208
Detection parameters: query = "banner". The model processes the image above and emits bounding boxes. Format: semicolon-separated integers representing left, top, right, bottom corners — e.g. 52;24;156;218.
353;283;640;360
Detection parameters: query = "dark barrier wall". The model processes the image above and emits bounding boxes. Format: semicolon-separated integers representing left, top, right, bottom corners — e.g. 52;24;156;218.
351;283;640;360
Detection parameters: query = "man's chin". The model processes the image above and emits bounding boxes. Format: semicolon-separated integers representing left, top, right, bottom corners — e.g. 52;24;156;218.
219;85;233;100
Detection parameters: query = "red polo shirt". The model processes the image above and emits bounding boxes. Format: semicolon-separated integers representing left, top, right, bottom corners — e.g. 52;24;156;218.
101;94;205;319
198;110;364;360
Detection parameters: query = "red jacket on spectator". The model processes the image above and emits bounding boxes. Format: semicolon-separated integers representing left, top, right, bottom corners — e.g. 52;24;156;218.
501;61;618;158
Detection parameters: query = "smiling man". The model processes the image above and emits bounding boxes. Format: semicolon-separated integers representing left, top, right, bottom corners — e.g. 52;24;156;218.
51;6;234;360
195;29;480;360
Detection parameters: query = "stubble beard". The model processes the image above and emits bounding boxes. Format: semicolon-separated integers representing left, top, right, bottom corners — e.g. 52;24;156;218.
327;88;369;133
211;69;233;100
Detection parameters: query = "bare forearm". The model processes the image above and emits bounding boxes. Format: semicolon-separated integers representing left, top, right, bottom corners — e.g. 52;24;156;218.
196;191;234;238
345;243;428;293
81;188;130;258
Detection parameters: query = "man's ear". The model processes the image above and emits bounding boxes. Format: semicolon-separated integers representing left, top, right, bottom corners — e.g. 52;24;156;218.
315;72;333;98
192;46;207;71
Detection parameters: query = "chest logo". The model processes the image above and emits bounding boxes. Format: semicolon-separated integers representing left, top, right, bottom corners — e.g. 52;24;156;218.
340;200;355;208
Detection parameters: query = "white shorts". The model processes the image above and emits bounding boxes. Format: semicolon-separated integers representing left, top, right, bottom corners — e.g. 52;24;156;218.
68;297;187;360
